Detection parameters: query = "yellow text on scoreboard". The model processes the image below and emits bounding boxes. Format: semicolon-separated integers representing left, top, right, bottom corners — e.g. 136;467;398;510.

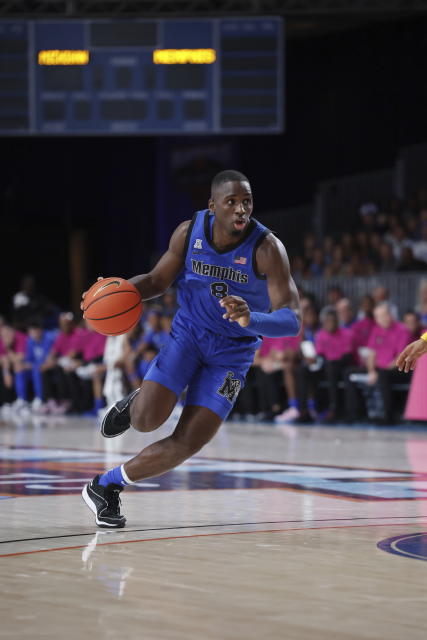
38;50;90;65
153;49;216;64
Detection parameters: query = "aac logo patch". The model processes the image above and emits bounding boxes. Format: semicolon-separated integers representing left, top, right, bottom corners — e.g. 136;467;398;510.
217;371;241;403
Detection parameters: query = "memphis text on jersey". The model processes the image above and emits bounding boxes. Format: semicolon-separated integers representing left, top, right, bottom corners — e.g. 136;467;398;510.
191;259;249;284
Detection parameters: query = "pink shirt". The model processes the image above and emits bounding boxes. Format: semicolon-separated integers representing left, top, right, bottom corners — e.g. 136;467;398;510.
259;335;301;357
367;322;411;369
315;328;353;361
52;328;84;356
71;329;106;362
0;330;27;356
352;317;375;349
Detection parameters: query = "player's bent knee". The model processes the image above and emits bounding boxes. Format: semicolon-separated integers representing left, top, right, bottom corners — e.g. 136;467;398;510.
131;415;162;432
130;407;171;432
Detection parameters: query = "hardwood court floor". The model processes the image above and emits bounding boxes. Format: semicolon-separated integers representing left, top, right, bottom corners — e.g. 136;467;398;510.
1;412;427;639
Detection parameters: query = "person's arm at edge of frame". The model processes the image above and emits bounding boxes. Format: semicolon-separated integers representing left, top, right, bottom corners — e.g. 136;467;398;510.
396;331;427;372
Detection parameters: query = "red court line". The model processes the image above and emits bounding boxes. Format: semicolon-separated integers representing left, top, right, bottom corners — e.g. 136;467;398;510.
1;521;425;559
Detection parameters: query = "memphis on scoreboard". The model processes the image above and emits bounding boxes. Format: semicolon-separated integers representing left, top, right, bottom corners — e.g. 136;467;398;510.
0;17;283;135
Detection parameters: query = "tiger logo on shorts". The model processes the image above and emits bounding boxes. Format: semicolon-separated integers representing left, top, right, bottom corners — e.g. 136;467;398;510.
217;371;241;403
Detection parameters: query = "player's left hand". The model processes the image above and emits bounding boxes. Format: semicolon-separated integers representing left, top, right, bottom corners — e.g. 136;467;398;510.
219;295;250;328
80;276;104;311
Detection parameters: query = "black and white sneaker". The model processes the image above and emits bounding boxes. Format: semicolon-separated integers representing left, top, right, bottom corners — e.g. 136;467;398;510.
101;388;140;438
82;475;126;528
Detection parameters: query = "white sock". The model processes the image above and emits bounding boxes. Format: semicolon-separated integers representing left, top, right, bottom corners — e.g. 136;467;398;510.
120;464;135;485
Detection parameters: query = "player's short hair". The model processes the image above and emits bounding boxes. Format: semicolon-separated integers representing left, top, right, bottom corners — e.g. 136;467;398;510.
211;170;250;195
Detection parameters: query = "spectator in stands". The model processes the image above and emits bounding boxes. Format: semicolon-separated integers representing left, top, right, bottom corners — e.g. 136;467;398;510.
40;312;82;414
63;322;107;415
345;252;372;277
314;310;354;422
371;286;399;319
356;294;375;320
271;301;320;423
281;305;322;423
161;313;173;335
402;310;424;342
336;298;355;328
138;313;173;385
384;225;411;261
397;247;427;272
352;296;375;364
22;318;56;413
410;225;427;264
324;245;346;277
358;202;379;234
301;303;320;342
0;324;28;415
11;274;58;332
102;335;127;409
405;215;420;241
367;232;382;268
290;256;309;280
122;323;145;389
142;308;169;352
308;248;324;277
254;338;290;421
355;231;369;256
297;290;317;313
378;242;398;272
263;335;301;423
344;302;411;424
322;236;334;266
326;285;344;306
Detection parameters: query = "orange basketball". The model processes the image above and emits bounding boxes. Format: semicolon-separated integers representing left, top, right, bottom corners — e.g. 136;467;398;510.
82;277;143;336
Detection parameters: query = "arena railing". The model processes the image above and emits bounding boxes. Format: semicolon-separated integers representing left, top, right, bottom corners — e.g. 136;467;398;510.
298;272;427;317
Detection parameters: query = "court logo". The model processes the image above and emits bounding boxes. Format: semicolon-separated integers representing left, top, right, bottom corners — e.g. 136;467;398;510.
377;533;427;561
218;371;241;403
2;447;427;500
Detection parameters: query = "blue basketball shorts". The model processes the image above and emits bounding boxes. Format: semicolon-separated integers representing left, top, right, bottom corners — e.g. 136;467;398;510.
144;314;259;420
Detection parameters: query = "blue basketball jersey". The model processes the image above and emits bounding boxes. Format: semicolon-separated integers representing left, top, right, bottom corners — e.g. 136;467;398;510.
176;209;271;338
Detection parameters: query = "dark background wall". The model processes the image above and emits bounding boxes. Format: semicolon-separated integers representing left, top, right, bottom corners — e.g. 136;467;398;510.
1;15;426;314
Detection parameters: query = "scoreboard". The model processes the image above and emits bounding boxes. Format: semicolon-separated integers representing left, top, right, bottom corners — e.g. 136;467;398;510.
0;17;283;135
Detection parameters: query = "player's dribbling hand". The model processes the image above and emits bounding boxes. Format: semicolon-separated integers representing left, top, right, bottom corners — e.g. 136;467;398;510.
219;295;250;328
80;276;104;310
396;338;427;373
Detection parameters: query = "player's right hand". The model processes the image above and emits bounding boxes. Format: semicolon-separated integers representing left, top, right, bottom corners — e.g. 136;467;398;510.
80;276;104;310
396;338;427;373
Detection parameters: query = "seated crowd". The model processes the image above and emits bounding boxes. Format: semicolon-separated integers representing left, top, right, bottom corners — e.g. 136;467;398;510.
0;277;423;425
0;288;177;420
235;285;423;425
291;198;427;279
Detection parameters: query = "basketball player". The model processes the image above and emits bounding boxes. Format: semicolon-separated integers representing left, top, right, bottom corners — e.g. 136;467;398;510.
82;170;301;528
396;332;427;372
